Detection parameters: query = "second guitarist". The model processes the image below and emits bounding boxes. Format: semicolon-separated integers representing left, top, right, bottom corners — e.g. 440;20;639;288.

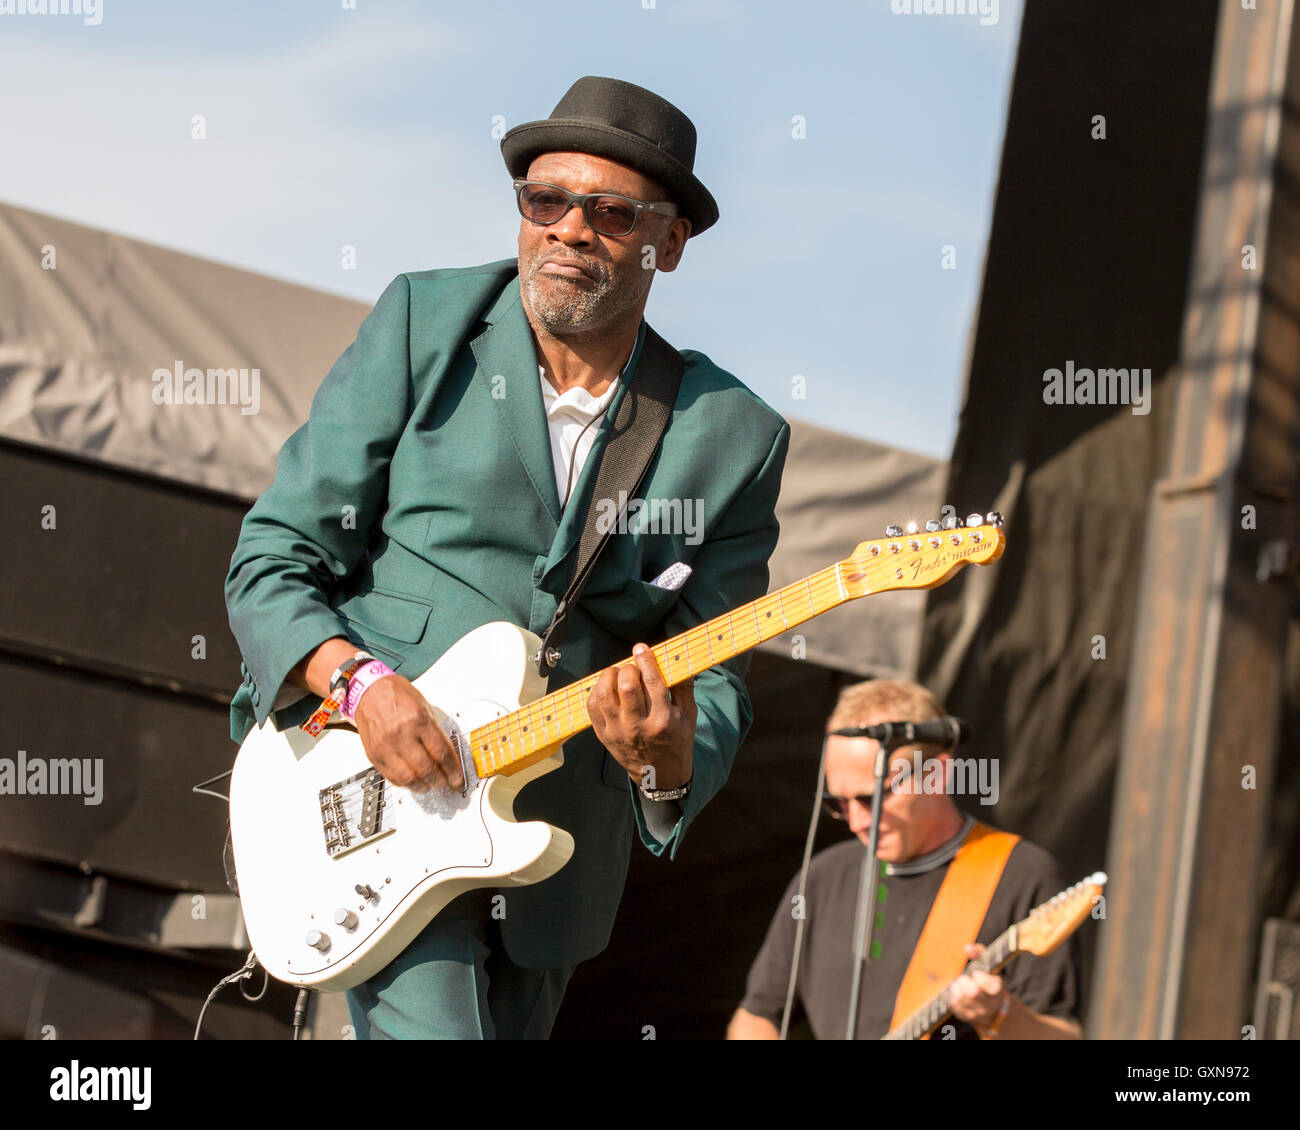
728;679;1083;1040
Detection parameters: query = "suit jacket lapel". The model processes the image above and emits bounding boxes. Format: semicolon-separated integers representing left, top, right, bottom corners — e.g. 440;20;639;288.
470;277;563;525
541;320;650;588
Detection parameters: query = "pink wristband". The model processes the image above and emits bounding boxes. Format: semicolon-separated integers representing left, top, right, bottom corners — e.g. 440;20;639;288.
341;660;395;722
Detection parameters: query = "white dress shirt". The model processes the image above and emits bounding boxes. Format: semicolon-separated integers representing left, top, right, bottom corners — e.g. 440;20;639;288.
538;364;622;507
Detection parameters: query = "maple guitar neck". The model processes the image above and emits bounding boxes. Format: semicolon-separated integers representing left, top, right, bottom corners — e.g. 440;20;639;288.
468;564;844;780
467;518;1005;781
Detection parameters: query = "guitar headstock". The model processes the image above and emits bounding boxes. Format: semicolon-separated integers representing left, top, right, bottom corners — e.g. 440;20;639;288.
837;511;1007;598
1019;872;1108;957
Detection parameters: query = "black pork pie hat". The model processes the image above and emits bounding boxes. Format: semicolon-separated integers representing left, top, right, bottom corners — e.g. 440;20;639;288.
501;75;719;237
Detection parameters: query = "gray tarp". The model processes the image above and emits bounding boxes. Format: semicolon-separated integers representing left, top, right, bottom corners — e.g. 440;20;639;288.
0;200;946;678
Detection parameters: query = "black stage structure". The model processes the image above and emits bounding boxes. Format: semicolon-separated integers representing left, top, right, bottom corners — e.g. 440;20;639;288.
920;0;1300;1039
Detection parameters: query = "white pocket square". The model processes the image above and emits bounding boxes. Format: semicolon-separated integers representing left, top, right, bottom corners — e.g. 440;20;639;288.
649;562;692;591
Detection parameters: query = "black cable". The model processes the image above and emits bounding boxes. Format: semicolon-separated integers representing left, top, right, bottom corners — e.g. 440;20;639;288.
190;768;232;803
779;735;829;1040
239;963;268;1002
292;989;312;1040
194;951;260;1040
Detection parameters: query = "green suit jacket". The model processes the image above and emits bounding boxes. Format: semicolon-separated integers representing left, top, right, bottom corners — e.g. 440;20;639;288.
225;259;789;968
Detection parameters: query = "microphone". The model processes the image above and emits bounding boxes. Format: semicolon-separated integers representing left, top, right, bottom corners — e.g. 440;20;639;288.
831;716;970;749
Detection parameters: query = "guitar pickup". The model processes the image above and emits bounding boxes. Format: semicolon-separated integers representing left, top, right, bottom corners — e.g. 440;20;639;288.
319;768;395;859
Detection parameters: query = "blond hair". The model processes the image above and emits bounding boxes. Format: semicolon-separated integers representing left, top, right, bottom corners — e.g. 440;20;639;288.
826;678;946;733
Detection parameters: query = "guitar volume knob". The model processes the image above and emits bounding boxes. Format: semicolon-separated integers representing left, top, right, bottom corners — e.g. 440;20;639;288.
306;929;330;951
334;908;359;929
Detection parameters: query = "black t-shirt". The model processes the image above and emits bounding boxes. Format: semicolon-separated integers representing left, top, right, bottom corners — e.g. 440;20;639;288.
739;830;1082;1039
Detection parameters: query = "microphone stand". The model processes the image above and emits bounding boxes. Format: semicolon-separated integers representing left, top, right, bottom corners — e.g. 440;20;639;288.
841;722;922;1041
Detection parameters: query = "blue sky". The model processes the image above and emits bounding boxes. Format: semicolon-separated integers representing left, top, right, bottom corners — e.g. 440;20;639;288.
0;0;1023;458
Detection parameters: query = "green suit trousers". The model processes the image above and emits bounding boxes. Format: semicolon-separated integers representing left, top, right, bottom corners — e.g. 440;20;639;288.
344;890;575;1040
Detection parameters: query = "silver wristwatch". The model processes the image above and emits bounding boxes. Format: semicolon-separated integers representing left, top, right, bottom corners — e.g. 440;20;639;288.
638;777;692;803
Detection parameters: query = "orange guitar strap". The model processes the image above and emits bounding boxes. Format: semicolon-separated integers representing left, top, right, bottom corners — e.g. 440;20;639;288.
888;821;1020;1036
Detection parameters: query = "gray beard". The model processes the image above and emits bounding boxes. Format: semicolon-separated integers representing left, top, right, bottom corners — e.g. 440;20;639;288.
520;252;649;340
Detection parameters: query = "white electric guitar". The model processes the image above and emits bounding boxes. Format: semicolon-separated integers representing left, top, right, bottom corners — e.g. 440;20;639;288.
230;513;1007;990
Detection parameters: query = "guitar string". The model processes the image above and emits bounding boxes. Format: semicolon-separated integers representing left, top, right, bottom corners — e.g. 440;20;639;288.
499;527;992;761
474;536;960;773
473;565;848;775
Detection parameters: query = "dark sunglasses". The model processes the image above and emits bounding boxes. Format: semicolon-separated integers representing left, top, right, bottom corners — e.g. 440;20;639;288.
821;792;876;821
514;178;679;237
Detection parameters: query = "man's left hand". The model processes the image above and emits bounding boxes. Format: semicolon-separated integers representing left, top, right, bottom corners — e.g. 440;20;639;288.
587;643;696;791
948;943;1009;1029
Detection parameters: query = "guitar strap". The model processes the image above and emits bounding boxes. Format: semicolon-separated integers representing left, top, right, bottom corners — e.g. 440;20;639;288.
533;324;684;678
888;821;1020;1037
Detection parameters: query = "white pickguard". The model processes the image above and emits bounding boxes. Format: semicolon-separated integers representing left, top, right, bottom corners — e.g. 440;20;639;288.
229;622;574;991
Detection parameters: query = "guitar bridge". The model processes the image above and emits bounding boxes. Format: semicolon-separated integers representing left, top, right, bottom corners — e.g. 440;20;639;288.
319;768;395;859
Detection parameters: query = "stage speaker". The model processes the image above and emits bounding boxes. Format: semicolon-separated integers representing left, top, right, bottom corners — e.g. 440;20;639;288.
1253;918;1300;1040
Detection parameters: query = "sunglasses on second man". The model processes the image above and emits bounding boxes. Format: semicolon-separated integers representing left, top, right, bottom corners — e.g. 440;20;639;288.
821;792;880;821
514;178;679;238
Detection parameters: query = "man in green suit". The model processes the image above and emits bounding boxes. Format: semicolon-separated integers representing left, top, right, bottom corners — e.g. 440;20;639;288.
225;76;789;1038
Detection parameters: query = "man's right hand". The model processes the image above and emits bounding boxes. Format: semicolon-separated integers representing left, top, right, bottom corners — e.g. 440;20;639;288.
352;674;463;793
288;637;462;793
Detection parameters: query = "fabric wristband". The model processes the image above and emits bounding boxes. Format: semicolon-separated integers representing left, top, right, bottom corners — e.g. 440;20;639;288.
300;650;373;737
341;659;396;722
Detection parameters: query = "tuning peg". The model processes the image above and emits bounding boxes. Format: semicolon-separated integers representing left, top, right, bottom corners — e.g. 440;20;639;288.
985;511;1004;527
905;521;920;535
941;515;962;530
924;519;941;532
885;524;903;538
965;513;983;527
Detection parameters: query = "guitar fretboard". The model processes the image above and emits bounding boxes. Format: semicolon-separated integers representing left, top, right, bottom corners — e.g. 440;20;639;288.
880;926;1018;1041
466;564;848;779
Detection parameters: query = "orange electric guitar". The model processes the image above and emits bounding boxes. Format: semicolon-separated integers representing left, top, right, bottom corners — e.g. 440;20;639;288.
882;872;1107;1040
